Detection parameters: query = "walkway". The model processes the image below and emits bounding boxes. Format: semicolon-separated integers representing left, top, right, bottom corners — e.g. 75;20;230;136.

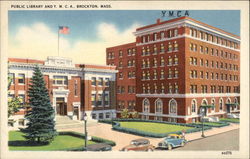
58;122;239;151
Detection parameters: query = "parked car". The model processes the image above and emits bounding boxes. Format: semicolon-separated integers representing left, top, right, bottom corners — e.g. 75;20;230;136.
157;134;186;150
203;116;219;122
121;138;155;151
227;113;239;119
85;143;112;151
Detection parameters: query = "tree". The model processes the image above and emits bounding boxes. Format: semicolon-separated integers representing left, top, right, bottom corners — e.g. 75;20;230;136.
8;75;21;118
21;66;57;143
120;108;130;118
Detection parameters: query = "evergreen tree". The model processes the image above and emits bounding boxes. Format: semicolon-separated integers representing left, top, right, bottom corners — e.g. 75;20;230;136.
21;66;57;143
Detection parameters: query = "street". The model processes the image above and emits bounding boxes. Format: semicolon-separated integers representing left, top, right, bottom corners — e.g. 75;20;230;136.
173;129;239;151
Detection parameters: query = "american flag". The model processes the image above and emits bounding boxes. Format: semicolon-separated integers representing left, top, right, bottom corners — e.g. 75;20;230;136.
59;26;69;34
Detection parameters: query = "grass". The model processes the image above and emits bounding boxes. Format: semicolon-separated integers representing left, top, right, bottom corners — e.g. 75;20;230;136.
9;131;96;151
119;122;193;134
220;118;240;123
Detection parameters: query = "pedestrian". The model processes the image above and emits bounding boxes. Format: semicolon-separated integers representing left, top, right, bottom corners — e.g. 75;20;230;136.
182;129;186;140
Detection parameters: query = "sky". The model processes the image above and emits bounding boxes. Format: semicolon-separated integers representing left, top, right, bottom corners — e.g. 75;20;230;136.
8;10;240;65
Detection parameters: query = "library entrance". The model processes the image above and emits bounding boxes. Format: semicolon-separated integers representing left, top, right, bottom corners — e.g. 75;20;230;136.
56;97;67;115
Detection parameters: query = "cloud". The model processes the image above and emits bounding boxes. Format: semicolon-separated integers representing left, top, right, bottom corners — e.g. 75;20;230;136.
9;22;140;65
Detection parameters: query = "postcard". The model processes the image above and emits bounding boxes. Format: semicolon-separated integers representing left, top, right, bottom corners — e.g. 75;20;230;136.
0;1;249;159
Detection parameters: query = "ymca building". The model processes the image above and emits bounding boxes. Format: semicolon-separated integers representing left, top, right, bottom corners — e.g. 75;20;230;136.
8;56;117;125
106;16;240;123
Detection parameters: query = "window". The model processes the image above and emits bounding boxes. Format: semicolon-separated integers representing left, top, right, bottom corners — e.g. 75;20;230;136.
174;83;178;93
97;94;102;106
174;41;178;51
18;74;25;84
146;71;150;80
200;46;204;53
174;55;178;64
92;113;97;119
168;42;172;52
211;48;214;56
119;50;123;57
161;83;165;93
190;85;197;93
169;99;177;114
160;70;164;79
99;113;104;119
154;83;157;93
174;29;178;37
168;83;173;93
161;32;165;39
104;92;109;105
191;99;197;113
174;68;178;78
153;45;157;54
105;78;109;86
160;43;165;52
8;73;15;85
127;49;132;56
153;58;157;67
155;99;163;114
98;78;103;86
219;98;223;111
153;70;157;80
119;72;123;79
53;76;68;85
91;94;96;106
153;33;157;41
205;47;208;54
168;56;172;65
200;59;204;66
168;68;172;78
143;99;150;113
74;80;78;96
160;57;165;66
119;61;123;68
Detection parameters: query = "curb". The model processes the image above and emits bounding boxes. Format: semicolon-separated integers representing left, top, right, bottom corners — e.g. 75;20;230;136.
187;127;239;142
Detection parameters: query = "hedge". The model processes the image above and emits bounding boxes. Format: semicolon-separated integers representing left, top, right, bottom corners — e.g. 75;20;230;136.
99;119;212;138
220;119;240;123
58;131;116;151
188;122;230;128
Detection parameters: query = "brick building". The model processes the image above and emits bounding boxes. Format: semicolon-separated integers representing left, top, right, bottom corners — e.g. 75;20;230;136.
8;56;117;127
106;16;240;123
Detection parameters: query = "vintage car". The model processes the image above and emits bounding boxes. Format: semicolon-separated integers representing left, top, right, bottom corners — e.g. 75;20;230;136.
227;113;239;119
158;134;187;150
85;143;112;151
121;138;155;151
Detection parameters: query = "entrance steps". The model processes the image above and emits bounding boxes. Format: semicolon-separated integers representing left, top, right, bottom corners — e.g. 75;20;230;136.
55;116;98;130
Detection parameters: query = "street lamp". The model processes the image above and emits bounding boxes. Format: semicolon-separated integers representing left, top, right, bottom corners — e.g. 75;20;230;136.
200;107;206;138
83;112;88;149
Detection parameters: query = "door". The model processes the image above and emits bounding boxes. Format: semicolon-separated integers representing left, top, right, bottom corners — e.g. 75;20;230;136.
73;106;79;119
56;97;67;115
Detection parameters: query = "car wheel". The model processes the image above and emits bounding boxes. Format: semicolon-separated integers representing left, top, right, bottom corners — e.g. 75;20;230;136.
168;144;172;150
181;141;185;147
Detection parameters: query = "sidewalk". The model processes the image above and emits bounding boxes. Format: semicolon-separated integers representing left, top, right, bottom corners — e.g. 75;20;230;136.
185;123;239;142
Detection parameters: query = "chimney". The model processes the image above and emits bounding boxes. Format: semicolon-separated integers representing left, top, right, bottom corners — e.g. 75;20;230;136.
156;18;161;24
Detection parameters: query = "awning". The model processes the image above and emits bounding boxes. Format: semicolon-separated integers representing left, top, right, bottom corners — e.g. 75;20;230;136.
200;105;215;108
225;103;239;106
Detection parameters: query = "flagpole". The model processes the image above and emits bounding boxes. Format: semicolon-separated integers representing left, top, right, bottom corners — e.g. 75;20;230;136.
58;26;60;56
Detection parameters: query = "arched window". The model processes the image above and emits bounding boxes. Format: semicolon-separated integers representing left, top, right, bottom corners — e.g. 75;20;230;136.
143;98;150;113
211;99;215;111
155;99;163;114
201;99;208;106
226;98;232;110
219;98;223;111
169;99;177;114
191;99;197;113
234;97;238;110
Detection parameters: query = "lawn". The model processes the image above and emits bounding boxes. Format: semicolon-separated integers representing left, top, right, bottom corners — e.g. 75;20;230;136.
9;131;96;151
220;118;240;123
119;122;193;134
